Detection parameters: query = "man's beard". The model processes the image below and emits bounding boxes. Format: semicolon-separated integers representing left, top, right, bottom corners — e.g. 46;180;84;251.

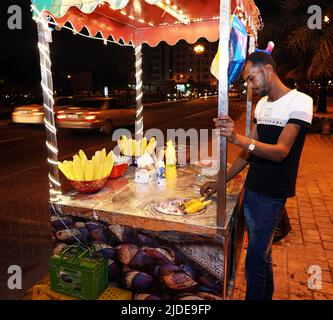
258;88;268;97
252;87;268;97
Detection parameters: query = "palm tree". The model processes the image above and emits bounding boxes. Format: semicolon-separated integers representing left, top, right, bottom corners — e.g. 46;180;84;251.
259;0;333;113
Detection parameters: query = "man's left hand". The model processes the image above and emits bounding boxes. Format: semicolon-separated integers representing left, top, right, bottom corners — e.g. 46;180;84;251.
214;115;239;144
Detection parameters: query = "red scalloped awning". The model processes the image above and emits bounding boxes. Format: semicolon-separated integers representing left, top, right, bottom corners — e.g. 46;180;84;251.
40;1;260;47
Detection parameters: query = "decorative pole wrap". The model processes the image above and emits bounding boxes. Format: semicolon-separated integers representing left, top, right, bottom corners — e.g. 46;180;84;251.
246;36;256;137
135;44;144;141
36;12;61;201
217;0;231;229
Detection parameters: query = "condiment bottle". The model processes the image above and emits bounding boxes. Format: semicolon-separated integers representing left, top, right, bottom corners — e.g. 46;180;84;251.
165;140;177;179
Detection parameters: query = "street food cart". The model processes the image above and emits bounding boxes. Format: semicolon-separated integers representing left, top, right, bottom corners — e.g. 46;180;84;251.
32;0;261;300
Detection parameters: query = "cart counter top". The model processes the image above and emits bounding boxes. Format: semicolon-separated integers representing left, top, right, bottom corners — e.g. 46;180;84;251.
53;166;244;238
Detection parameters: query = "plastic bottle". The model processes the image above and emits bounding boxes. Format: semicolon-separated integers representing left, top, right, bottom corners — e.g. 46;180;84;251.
155;149;166;185
165;140;177;179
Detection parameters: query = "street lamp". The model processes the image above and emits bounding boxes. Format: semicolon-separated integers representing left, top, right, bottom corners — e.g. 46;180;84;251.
194;44;205;55
324;15;330;23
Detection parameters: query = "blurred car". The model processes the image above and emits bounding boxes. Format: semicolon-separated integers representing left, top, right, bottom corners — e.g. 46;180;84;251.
56;97;136;134
12;96;75;124
228;89;241;99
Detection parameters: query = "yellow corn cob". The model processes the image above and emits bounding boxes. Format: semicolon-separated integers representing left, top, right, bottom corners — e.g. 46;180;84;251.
117;140;122;153
79;149;87;161
106;150;115;162
85;160;94;181
81;157;87;173
92;155;100;171
148;137;155;147
64;161;76;180
101;148;107;163
119;136;128;154
78;151;88;172
183;197;206;208
184;200;212;214
142;137;147;154
73;154;81;163
93;162;103;180
129;139;136;156
73;156;84;181
74;153;87;173
94;150;101;164
102;160;114;178
122;138;132;156
58;162;70;179
145;137;157;155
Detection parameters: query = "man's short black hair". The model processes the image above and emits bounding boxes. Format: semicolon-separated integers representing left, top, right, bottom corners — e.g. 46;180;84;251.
246;51;277;72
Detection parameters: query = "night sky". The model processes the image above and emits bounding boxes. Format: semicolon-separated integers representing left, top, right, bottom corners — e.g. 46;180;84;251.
0;0;269;88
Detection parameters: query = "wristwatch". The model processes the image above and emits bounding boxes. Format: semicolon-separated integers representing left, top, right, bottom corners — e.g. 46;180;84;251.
248;139;256;152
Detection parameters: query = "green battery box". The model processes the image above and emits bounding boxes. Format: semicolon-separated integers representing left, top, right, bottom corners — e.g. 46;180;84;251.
50;245;108;300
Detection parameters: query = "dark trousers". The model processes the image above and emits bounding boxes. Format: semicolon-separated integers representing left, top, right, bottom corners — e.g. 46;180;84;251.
244;188;286;300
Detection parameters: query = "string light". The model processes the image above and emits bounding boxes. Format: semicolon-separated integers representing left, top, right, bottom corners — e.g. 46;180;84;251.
44;118;57;134
48;158;59;166
46;140;58;154
32;5;62;200
155;1;190;25
49;173;61;187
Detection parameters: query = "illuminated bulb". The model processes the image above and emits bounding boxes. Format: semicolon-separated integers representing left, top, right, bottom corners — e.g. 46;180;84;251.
179;10;183;15
148;22;154;26
324;16;330;23
166;0;171;4
173;5;177;10
194;44;205;54
121;11;127;15
129;15;134;20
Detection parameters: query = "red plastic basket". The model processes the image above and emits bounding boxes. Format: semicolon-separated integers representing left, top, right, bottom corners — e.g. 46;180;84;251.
109;163;129;179
69;177;108;193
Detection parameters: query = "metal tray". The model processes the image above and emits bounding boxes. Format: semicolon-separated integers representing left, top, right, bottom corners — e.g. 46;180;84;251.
153;198;206;216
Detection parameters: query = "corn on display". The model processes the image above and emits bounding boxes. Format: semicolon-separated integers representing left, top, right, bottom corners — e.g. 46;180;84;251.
184;200;212;215
58;149;115;181
183;197;206;208
118;136;156;157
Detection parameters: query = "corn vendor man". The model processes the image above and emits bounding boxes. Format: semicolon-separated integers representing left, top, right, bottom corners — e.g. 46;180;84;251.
201;51;313;300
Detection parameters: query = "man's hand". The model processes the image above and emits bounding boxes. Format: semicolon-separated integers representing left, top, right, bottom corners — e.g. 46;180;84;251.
200;181;217;197
214;115;239;144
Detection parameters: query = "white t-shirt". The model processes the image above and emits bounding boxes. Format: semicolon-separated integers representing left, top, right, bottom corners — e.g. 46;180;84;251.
245;89;313;198
254;89;313;128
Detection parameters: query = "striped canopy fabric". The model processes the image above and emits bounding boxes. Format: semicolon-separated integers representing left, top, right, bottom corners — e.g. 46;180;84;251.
32;0;261;46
